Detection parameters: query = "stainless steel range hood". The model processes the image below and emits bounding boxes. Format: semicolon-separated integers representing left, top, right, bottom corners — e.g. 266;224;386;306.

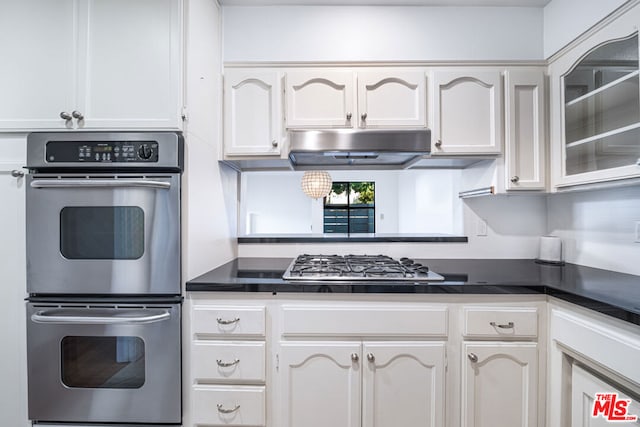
288;128;430;169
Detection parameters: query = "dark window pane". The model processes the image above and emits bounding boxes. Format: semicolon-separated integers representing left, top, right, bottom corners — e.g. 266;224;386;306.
60;207;144;259
61;336;145;389
323;182;375;233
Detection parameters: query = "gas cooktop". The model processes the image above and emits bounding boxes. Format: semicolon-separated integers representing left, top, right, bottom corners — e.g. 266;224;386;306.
282;254;444;282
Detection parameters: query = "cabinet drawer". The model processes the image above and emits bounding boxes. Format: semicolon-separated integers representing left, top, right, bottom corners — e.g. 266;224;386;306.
193;306;266;337
463;307;538;338
282;305;448;337
193;385;265;426
193;341;266;383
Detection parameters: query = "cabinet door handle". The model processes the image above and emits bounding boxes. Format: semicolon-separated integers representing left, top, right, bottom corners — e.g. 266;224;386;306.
11;170;25;178
366;353;375;362
468;353;478;363
510;176;520;183
216;358;240;368
361;113;367;121
272;140;278;148
60;111;72;120
435;140;442;148
72;110;84;120
346;112;352;120
216;316;240;325
490;321;514;329
351;353;359;362
217;404;240;414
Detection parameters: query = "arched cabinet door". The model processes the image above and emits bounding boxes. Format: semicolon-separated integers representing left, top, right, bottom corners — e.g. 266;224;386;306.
432;70;503;155
279;342;362;427
461;342;538;427
357;70;426;128
285;70;356;128
224;70;282;156
361;342;445;427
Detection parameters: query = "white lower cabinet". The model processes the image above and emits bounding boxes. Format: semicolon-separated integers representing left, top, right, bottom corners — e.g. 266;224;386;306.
461;342;538;427
280;341;446;427
193;385;266;426
190;302;268;427
280;342;361;427
571;364;640;427
362;342;446;427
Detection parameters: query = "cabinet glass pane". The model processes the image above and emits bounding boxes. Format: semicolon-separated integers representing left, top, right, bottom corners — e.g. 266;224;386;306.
563;34;640;176
566;126;640;175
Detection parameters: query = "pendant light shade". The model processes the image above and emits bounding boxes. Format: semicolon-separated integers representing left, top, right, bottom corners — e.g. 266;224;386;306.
301;170;332;199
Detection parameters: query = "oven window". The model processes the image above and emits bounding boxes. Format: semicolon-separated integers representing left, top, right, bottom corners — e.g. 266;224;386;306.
60;207;144;259
61;336;145;388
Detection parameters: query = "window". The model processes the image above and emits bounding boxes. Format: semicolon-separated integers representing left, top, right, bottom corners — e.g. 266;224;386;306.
323;182;375;233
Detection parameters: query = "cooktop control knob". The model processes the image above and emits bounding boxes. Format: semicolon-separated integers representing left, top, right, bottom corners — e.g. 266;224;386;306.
138;144;153;160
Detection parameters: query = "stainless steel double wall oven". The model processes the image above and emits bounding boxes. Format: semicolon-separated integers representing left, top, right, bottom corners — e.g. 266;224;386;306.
25;132;184;427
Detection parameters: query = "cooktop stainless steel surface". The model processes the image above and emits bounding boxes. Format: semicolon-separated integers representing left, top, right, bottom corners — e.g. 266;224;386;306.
283;254;444;282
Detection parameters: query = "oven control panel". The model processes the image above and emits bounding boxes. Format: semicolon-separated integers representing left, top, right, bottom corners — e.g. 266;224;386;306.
45;141;159;163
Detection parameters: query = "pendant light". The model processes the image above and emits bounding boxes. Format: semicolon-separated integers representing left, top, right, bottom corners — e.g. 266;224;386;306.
301;170;332;199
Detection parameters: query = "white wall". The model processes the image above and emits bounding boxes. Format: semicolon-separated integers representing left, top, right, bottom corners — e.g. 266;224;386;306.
543;0;628;58
183;0;237;281
223;6;544;62
547;186;640;275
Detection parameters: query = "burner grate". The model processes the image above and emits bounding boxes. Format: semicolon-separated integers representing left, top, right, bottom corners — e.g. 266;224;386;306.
283;254;444;282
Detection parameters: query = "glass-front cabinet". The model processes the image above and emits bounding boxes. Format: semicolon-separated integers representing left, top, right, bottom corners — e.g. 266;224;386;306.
551;11;640;188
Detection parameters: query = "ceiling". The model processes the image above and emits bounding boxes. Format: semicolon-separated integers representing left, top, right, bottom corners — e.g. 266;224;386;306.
220;0;552;6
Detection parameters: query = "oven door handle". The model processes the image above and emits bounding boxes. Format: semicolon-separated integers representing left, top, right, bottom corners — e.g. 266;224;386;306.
31;309;172;325
30;179;171;190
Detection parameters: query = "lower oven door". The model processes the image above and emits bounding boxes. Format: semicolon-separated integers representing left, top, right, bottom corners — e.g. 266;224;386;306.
27;302;181;424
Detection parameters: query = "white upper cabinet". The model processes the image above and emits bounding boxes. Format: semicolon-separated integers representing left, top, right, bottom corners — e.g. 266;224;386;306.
505;69;546;190
0;0;182;131
224;70;282;156
549;8;640;188
432;69;503;155
357;70;426;128
285;69;427;129
0;0;76;129
285;70;356;128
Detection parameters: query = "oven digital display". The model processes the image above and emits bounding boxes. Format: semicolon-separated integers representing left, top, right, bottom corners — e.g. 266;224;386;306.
45;141;159;163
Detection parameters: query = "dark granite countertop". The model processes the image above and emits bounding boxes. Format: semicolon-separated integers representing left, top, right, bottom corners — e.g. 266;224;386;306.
238;233;468;243
186;258;640;326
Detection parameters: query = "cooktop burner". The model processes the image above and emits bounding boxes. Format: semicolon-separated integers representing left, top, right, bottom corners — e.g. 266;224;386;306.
282;254;444;282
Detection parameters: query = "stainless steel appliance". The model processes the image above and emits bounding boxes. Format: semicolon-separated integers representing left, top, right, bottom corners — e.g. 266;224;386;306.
282;254;445;282
26;132;182;295
288;128;431;169
25;132;183;427
27;298;181;424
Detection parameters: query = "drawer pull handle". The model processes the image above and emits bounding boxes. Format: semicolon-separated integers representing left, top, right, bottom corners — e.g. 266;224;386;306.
216;317;240;325
217;403;240;414
216;358;240;368
468;353;478;363
490;321;514;329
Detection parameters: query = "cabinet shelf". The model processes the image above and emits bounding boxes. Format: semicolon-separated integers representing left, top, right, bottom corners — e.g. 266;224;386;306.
565;122;640;149
565;70;639;108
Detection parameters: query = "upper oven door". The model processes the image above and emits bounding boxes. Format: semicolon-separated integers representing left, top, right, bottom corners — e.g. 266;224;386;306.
26;173;180;295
